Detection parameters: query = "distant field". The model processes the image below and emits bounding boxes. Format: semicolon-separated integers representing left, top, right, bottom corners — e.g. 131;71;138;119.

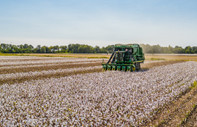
1;53;197;61
145;54;197;61
0;53;110;59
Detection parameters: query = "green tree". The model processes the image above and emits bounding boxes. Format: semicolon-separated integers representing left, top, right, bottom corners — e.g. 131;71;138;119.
41;46;47;53
173;46;184;53
192;46;197;53
34;45;41;53
94;46;100;53
185;46;193;53
53;45;59;53
60;46;67;53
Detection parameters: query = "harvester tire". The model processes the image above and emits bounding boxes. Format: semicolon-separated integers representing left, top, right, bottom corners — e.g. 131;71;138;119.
135;63;141;71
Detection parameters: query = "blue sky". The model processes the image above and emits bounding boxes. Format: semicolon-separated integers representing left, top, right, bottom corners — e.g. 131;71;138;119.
0;0;197;47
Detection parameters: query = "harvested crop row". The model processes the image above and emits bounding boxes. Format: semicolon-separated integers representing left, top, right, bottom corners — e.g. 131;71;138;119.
0;58;100;66
0;62;101;74
0;56;66;63
141;60;183;69
0;56;70;59
0;61;99;69
0;56;92;62
0;62;197;126
0;58;65;62
0;60;102;68
0;56;43;59
0;66;102;85
0;60;103;68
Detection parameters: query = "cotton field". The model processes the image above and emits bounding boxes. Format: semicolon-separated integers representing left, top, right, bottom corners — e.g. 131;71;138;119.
0;56;197;126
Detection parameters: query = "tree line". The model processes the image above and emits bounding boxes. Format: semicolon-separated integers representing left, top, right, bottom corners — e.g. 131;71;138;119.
0;43;113;53
0;43;196;54
140;44;197;54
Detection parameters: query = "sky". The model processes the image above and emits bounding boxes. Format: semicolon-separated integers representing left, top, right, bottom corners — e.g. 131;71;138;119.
0;0;197;47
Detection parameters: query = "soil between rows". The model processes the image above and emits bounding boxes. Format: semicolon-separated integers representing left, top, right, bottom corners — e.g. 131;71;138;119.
182;106;197;127
143;82;197;127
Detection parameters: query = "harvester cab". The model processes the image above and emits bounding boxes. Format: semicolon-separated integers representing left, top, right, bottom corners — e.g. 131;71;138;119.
102;44;145;71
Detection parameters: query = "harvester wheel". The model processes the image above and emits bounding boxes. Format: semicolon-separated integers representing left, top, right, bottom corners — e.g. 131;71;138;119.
132;67;136;72
122;66;126;71
135;63;141;71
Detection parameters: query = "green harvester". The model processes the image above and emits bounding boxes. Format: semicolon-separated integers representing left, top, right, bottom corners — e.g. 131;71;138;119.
102;44;145;71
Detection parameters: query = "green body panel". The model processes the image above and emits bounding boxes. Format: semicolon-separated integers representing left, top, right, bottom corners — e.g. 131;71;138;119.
102;44;145;71
114;44;145;61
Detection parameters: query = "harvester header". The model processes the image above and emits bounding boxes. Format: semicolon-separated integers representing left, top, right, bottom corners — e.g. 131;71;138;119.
102;44;145;71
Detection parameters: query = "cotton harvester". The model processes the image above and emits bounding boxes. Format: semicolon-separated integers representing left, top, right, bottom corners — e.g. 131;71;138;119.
102;44;145;71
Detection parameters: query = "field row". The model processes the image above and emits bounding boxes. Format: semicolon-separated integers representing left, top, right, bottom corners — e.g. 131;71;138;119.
0;61;197;126
0;66;102;85
0;62;101;74
0;58;100;66
146;80;197;127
